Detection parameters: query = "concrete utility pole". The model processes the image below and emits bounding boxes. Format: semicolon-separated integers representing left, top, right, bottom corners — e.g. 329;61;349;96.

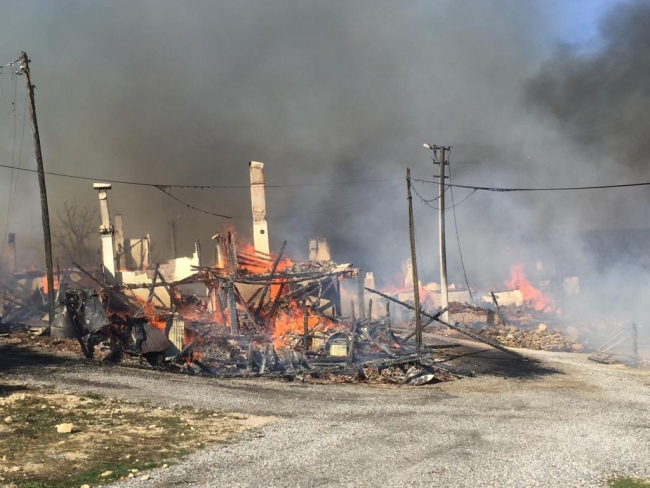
406;168;423;349
437;147;449;323
19;51;55;323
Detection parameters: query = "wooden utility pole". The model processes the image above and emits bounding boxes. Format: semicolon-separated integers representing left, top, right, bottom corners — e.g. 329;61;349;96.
406;168;422;349
437;147;449;323
19;51;54;324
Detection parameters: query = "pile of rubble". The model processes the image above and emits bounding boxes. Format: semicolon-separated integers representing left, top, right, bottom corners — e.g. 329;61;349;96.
479;323;584;352
1;235;482;387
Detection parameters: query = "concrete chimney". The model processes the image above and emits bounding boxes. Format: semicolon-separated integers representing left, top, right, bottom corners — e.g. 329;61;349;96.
94;183;116;285
308;239;318;261
249;161;270;255
315;235;331;262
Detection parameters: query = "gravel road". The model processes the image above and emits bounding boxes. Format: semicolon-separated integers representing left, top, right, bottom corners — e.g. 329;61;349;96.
3;345;650;488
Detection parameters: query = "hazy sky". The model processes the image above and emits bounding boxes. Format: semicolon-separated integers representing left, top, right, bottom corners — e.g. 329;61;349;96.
0;0;645;288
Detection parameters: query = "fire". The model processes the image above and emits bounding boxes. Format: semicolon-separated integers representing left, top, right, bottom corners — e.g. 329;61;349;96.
505;264;556;314
237;242;293;274
140;301;167;332
270;300;335;348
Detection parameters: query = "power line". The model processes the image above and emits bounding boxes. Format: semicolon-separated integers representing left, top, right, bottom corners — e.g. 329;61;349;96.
155;186;232;219
448;153;475;305
9;90;28;219
414;178;650;192
411;181;476;210
0;162;399;189
0;76;19;261
156;181;402;221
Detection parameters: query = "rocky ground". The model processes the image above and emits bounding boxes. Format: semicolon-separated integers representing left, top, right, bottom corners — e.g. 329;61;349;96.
1;336;649;487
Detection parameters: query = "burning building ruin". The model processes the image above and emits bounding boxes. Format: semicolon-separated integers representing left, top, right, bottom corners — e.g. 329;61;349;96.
25;161;492;385
1;159;647;381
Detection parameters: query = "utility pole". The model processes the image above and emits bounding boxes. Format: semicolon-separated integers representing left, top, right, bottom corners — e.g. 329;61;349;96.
406;168;422;349
437;146;449;323
19;51;55;324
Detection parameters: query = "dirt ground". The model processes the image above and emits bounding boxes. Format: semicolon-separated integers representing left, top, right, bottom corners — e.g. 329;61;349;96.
1;335;649;487
0;381;273;487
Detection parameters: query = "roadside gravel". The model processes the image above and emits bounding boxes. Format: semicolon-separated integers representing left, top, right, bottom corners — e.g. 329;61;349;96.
6;347;650;488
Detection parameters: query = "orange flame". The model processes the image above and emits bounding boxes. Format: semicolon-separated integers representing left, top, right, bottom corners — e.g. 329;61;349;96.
270;300;336;348
505;264;556;314
140;301;167;332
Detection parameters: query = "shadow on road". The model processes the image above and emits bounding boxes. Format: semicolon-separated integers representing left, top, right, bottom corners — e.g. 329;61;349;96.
442;345;561;379
0;343;79;376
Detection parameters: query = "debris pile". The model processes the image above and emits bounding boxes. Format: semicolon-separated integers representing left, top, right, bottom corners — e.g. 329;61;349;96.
479;323;584;352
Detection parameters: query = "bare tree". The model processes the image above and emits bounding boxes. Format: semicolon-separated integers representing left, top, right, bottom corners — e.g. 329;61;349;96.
54;199;99;267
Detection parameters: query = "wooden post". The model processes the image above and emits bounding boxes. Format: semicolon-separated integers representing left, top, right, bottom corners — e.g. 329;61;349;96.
406;168;422;349
347;302;357;367
333;276;342;317
19;51;54;324
385;300;391;335
437;147;449;323
356;272;365;321
303;305;310;350
367;298;373;323
227;281;239;334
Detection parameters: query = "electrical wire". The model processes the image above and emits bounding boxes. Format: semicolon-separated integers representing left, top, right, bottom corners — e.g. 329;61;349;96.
413;178;650;192
411;181;476;210
447;150;476;305
0;162;399;189
155;186;232;219
155;181;402;221
8;92;27;228
0;76;19;261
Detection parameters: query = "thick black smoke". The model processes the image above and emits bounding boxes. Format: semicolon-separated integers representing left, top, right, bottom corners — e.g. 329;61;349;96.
524;0;650;321
0;0;552;283
527;0;650;169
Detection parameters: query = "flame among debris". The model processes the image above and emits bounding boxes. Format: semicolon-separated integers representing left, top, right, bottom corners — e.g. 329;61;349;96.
270;300;337;348
505;263;557;314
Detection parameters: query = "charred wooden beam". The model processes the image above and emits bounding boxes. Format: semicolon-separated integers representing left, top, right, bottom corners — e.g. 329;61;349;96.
490;291;508;326
226;281;239;334
402;307;449;342
303;305;310;350
254;240;287;317
230;282;259;329
265;282;286;328
356;273;365;321
71;261;133;311
347;302;357;367
365;287;524;359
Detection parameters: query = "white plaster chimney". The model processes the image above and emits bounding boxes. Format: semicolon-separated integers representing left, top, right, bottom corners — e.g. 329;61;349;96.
94;183;116;285
315;235;331;262
249;161;270;254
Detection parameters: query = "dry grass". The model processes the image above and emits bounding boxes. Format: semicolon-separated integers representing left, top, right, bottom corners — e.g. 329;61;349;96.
0;382;274;487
